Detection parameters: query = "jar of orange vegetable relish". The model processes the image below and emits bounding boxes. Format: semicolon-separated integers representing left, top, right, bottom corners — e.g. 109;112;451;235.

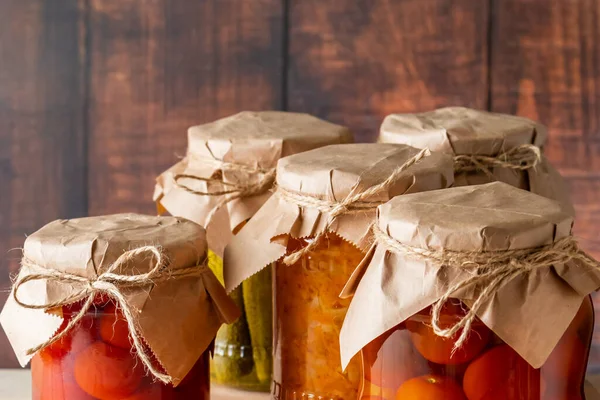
341;182;600;400
225;143;454;399
378;107;574;215
154;111;353;391
1;214;239;400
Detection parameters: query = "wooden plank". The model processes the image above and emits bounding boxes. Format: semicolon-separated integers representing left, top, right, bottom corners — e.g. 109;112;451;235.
87;0;284;216
491;0;600;367
0;0;87;366
286;0;491;142
490;0;600;258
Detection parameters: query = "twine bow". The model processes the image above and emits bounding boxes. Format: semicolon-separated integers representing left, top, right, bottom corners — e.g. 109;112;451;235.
13;246;209;384
372;222;600;353
278;148;430;265
174;161;276;227
454;144;542;178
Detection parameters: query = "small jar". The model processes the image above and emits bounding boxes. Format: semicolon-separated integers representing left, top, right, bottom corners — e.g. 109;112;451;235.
224;143;454;399
31;300;210;400
1;214;239;400
272;233;364;399
361;297;593;400
154;111;353;391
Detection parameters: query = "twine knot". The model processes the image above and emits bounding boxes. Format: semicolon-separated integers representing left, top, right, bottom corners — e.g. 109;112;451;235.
174;160;276;227
278;148;430;265
454;144;542;178
14;246;209;384
372;223;600;353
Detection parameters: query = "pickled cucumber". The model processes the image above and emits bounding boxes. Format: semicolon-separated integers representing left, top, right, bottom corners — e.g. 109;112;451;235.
212;285;254;381
209;251;254;383
242;268;273;384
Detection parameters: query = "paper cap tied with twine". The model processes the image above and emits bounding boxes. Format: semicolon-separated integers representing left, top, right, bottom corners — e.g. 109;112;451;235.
379;107;573;214
223;143;454;293
340;182;600;370
154;111;353;257
0;213;240;385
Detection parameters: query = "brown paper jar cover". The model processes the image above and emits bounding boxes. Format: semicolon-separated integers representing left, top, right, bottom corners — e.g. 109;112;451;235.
223;142;454;293
379;106;574;214
154;111;353;256
340;182;600;370
0;213;240;385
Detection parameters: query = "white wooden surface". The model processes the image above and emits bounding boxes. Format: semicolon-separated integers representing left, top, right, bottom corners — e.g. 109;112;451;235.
0;370;269;399
1;369;598;399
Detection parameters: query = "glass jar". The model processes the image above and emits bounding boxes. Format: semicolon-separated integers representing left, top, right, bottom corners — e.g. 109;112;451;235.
361;296;594;400
31;299;210;400
210;221;273;391
273;232;364;400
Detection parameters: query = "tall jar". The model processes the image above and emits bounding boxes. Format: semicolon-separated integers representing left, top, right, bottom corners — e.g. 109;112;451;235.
341;182;600;400
273;233;365;399
378;106;574;215
154;111;353;391
224;143;455;399
0;214;240;400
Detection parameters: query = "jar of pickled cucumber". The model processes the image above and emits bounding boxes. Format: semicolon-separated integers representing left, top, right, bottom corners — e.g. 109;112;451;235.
341;182;600;400
225;143;454;399
1;214;239;400
154;111;353;391
379;107;574;215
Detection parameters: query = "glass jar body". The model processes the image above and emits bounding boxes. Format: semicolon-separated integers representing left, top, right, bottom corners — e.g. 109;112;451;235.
273;233;364;400
210;220;273;392
31;302;209;400
361;296;594;400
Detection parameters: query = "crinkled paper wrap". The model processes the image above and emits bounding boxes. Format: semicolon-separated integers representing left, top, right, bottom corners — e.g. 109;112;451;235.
154;111;353;256
0;213;240;385
224;143;455;293
379;106;574;215
340;182;600;369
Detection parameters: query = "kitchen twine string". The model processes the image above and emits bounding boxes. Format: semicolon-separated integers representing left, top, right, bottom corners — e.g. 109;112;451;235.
454;144;542;178
277;148;430;266
371;222;600;353
13;246;209;384
173;159;276;227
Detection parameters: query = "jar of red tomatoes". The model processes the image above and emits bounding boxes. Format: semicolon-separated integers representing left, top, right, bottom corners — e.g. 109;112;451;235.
341;182;600;400
154;111;353;391
225;143;454;399
1;213;240;400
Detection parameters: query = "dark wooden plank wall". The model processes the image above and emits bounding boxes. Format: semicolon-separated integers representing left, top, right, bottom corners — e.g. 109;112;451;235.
0;0;597;367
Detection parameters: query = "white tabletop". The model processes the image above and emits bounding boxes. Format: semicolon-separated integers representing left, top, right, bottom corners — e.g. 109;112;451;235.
0;369;269;400
1;369;598;399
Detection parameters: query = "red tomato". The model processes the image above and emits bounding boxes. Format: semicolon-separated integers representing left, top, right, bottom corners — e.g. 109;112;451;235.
463;345;540;400
363;324;428;391
99;303;131;349
395;375;466;400
32;353;94;400
41;312;95;360
74;341;144;399
406;307;490;365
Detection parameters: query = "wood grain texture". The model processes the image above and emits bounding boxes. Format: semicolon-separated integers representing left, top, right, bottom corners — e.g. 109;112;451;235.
87;0;284;216
286;0;490;142
491;0;600;256
0;0;87;367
